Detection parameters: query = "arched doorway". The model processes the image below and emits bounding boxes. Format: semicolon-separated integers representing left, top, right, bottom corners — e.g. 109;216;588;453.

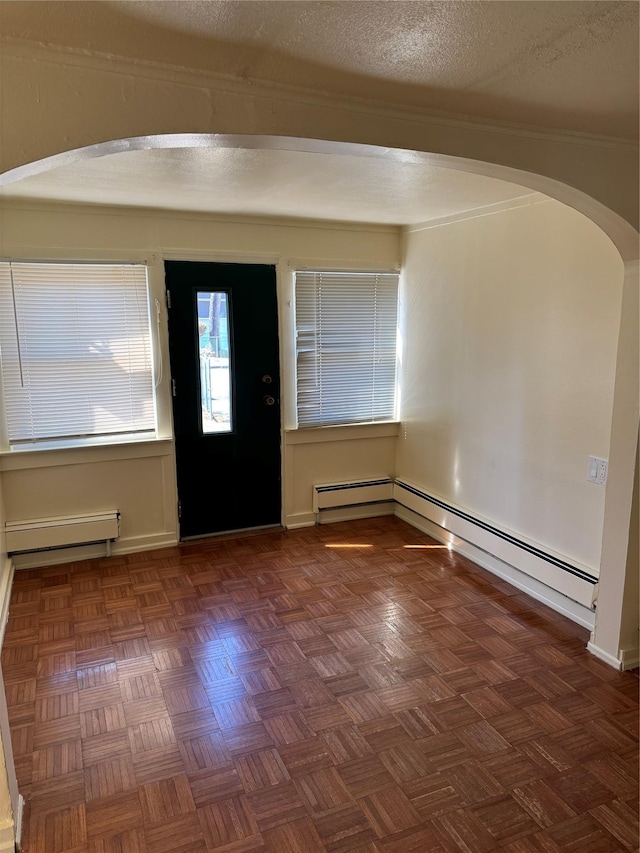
0;132;637;851
1;132;637;664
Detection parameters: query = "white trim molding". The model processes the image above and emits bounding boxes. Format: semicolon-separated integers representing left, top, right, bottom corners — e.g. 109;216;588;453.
10;532;178;570
619;645;640;671
586;641;625;670
14;794;23;853
0;559;15;648
284;512;317;529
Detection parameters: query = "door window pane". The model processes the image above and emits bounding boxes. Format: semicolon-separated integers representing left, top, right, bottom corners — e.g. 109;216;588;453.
197;291;232;433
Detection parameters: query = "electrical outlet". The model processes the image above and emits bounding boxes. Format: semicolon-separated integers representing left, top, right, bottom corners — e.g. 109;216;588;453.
588;456;608;485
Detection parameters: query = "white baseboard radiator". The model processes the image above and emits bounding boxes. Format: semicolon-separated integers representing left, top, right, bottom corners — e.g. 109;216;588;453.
5;511;120;558
313;478;395;521
311;477;598;613
393;479;598;610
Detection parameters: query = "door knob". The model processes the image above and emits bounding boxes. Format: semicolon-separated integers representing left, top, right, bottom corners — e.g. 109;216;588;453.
263;395;276;406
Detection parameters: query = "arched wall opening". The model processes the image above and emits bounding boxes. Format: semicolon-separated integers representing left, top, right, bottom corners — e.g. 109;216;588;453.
0;133;637;852
2;132;639;260
0;132;637;664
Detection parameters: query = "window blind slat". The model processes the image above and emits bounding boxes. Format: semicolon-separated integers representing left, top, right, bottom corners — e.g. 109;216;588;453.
294;270;399;427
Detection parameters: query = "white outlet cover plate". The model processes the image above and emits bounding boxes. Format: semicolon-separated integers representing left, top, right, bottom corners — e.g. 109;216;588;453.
588;456;608;485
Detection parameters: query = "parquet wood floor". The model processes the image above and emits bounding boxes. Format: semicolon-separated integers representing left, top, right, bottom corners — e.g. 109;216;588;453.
2;517;638;852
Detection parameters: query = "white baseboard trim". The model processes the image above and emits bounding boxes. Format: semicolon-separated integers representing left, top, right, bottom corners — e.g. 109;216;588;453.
286;502;396;529
317;502;395;525
395;505;596;631
10;532;179;569
15;794;23;852
619;646;640;671
284;512;317;529
586;641;624;670
313;479;394;513
0;559;15;647
112;533;179;555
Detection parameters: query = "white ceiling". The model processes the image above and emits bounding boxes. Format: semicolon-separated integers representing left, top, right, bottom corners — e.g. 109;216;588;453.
0;0;637;225
0;146;537;226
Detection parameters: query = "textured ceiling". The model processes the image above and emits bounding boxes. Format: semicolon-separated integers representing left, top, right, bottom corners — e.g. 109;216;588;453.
1;0;637;137
0;0;637;223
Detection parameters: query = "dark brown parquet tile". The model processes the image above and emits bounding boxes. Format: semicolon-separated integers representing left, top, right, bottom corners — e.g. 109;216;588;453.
312;803;379;852
432;806;497;852
402;772;463;819
262;816;326;852
2;517;637;852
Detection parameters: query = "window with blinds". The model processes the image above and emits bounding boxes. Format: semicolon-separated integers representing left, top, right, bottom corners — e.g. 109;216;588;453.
295;269;399;427
0;261;156;447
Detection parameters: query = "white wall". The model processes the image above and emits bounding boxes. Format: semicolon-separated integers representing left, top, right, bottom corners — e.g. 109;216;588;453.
590;259;639;667
0;481;18;852
1;40;637;230
397;197;624;574
0;200;401;559
284;423;399;527
620;441;639;664
0;442;178;565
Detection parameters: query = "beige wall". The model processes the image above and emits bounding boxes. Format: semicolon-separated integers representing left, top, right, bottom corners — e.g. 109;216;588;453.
1;41;638;232
0;473;5;570
590;258;639;666
284;423;399;527
620;440;639;661
0;442;178;563
397;198;624;573
0;481;17;851
0;200;401;556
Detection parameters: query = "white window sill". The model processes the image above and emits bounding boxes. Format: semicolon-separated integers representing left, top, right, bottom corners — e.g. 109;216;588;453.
284;421;400;445
5;431;162;453
0;434;174;471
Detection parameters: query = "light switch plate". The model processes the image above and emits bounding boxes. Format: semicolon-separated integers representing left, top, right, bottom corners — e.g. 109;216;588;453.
588;456;608;485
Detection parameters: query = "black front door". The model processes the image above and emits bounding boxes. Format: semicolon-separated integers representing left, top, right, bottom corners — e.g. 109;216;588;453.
165;260;281;539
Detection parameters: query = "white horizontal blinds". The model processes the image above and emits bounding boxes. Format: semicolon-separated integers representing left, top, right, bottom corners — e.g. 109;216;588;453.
295;272;321;425
0;262;155;444
295;270;399;427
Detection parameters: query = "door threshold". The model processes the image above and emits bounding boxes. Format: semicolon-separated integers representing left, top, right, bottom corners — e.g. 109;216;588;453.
180;523;284;544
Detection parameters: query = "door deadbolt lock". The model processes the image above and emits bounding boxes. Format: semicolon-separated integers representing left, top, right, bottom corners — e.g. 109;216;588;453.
263;395;276;406
262;374;273;384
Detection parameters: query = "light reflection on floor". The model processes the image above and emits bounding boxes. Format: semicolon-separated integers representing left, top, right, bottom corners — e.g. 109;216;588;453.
323;542;451;550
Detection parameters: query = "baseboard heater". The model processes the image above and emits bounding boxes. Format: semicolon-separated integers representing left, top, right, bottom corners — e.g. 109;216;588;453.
393;479;598;610
5;511;120;557
311;477;598;610
313;478;395;518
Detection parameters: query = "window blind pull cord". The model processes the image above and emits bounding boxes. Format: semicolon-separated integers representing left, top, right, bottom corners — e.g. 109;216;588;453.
8;262;25;388
154;297;163;388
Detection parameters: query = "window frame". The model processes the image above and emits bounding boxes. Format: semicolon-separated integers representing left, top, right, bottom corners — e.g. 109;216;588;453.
293;267;400;429
0;255;167;453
